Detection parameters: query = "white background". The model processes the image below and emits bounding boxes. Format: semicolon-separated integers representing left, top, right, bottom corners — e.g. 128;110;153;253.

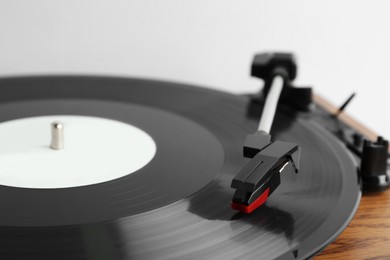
0;0;389;136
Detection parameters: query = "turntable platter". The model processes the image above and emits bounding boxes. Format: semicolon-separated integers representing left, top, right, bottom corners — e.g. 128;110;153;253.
0;76;360;260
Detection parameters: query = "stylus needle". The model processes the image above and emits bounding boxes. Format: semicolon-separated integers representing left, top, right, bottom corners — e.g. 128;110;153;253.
230;134;300;214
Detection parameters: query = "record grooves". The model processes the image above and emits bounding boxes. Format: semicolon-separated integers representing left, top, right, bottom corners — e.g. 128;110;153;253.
0;76;360;260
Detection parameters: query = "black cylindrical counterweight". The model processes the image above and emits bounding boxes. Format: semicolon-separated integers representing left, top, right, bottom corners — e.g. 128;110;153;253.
361;136;389;191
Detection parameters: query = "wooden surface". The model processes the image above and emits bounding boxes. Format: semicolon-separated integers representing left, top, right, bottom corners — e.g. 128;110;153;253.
315;190;390;259
313;95;390;260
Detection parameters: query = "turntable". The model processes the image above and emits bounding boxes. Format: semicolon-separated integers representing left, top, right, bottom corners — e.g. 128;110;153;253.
0;53;388;260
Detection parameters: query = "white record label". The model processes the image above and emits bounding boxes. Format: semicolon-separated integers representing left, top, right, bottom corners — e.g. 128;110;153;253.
0;115;156;188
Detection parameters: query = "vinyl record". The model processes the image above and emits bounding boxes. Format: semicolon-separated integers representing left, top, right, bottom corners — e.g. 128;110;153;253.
0;76;360;260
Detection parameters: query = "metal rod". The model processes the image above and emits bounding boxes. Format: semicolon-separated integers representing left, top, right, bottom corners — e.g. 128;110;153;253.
258;75;284;133
50;121;64;150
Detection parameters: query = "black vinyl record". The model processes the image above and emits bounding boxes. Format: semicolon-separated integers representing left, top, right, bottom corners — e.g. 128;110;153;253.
0;76;360;260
